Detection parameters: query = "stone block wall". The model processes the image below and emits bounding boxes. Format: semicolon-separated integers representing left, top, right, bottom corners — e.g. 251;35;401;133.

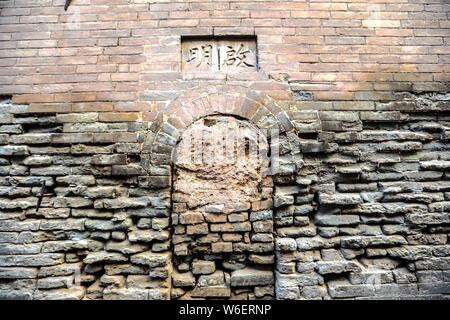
0;0;450;300
0;97;173;300
275;97;450;299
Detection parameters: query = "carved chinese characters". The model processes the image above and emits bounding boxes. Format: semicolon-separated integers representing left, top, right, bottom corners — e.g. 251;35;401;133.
182;40;218;71
182;38;257;72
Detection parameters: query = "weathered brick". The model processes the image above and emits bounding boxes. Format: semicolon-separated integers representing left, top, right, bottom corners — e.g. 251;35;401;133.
91;154;126;166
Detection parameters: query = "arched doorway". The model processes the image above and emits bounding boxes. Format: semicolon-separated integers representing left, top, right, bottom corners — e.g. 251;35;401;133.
170;115;275;299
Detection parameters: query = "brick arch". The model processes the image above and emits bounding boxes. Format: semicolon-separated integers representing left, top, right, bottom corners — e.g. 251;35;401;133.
146;84;295;162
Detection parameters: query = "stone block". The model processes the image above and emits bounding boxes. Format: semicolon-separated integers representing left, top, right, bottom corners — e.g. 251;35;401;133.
0;267;38;279
112;164;146;175
128;230;169;243
83;252;128;265
23;156;52;166
37;276;73;290
315;213;360;226
211;242;233;253
179;212;204;224
231;268;274;287
130;252;170;268
33;288;85;300
277;225;317;237
190;286;231;298
253;221;273;233
327;279;375;299
318;192;362;205
91;154;126;165
210;222;251;232
104;264;147;276
186;223;209;235
316;261;361;275
249;254;274;265
103;288;148;300
192;260;215;275
251;199;273;211
341;235;407;249
172;271;196;287
228;212;248;223
0;145;28;156
0;254;64;267
249;210;273;222
11;133;52;144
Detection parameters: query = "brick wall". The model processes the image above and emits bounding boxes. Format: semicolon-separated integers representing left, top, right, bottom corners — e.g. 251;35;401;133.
0;0;450;300
1;0;449;110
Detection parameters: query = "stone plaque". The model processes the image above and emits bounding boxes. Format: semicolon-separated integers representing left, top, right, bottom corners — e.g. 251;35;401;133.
181;37;257;72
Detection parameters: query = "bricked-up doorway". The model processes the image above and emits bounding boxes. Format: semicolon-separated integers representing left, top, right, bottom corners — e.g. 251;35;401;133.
170;116;275;299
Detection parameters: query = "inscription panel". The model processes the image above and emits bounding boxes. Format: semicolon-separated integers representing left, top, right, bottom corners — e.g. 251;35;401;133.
181;37;257;72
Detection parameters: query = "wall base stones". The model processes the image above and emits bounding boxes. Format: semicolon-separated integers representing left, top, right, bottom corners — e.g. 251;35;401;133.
0;97;172;300
1;86;450;300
